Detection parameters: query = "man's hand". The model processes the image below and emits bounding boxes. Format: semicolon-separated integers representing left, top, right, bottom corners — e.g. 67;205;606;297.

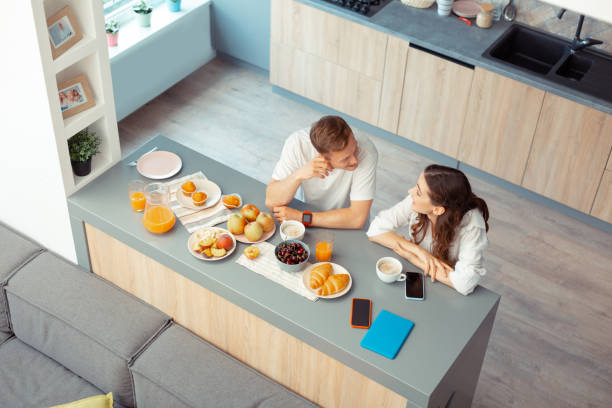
273;206;303;223
295;154;333;181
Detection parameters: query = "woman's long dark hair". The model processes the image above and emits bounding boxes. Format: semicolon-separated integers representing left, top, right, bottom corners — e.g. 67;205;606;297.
410;165;489;266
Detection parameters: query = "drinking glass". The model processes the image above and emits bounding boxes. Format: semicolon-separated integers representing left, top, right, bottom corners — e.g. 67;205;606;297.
127;180;146;212
315;231;335;262
142;183;176;234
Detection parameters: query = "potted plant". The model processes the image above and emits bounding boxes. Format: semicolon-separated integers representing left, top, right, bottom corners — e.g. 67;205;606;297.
167;0;181;12
68;127;101;177
132;0;153;27
105;20;119;47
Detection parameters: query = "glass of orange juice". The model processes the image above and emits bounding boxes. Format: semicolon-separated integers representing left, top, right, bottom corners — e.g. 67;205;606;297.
315;231;334;262
128;180;146;212
142;183;175;234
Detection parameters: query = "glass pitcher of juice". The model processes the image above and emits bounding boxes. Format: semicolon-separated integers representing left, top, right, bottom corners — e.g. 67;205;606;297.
142;183;175;234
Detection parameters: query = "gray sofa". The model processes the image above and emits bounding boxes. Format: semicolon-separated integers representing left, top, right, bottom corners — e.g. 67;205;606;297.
0;223;316;408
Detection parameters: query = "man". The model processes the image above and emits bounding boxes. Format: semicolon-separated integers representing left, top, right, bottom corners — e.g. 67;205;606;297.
265;116;377;229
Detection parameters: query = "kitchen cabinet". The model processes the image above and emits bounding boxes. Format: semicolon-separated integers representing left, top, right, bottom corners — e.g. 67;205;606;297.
522;93;612;212
397;47;474;158
270;0;386;126
377;36;410;133
458;68;545;184
591;170;612;223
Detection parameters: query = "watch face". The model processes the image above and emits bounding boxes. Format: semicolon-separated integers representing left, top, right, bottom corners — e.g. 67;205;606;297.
302;213;312;224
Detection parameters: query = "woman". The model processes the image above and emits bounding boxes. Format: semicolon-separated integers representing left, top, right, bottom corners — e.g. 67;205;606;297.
367;164;489;295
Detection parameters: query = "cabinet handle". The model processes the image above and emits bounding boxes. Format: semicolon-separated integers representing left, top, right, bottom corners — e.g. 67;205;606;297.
409;43;475;70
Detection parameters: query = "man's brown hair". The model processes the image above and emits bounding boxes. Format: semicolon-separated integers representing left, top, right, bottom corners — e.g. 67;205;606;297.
309;116;353;154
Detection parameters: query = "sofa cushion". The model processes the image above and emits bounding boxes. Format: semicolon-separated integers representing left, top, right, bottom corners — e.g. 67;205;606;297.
5;251;171;408
130;323;317;408
0;337;105;408
0;223;43;334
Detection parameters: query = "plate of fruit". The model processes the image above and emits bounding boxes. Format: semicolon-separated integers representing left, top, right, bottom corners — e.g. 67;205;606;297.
188;227;236;261
177;179;222;210
302;262;352;299
227;204;276;243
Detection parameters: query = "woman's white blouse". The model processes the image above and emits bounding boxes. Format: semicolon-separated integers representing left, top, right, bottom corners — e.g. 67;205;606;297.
366;195;488;295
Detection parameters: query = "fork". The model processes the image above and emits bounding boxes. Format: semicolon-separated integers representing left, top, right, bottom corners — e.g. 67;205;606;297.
126;146;158;166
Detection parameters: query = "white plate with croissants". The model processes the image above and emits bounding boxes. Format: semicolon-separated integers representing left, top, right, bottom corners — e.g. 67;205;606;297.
303;262;352;299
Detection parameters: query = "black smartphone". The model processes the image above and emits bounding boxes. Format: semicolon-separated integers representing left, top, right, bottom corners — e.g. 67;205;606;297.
351;298;372;329
405;272;425;301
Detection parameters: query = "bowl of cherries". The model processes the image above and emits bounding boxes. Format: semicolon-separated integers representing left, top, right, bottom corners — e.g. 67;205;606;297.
275;240;310;272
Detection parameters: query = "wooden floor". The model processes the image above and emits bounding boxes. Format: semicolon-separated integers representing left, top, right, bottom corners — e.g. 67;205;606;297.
118;58;612;408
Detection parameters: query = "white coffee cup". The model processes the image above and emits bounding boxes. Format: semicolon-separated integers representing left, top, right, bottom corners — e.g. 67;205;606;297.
376;257;405;283
280;220;305;241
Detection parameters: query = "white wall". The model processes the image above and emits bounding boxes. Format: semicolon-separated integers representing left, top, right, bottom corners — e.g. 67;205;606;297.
0;1;76;262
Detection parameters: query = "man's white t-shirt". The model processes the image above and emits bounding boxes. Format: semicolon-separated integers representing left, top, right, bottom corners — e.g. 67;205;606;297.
271;128;378;211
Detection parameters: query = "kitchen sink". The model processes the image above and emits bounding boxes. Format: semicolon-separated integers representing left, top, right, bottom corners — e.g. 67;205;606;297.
556;54;592;81
487;25;568;74
483;24;612;103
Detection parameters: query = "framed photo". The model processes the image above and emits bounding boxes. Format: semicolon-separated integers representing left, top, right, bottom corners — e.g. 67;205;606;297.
58;74;95;119
47;6;83;60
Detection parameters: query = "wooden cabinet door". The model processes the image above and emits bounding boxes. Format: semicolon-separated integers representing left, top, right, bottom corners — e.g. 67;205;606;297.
271;0;340;62
458;68;545;184
378;36;409;133
591;170;612;223
271;42;382;126
397;47;473;158
522;93;612;212
338;19;387;81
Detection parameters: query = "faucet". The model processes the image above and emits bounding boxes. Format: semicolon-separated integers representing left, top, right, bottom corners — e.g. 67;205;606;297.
557;9;603;52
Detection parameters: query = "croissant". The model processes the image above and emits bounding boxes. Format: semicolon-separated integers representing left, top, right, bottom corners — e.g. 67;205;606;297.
318;274;349;296
310;263;333;289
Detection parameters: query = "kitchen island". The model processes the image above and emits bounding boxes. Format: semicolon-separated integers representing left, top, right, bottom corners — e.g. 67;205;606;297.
68;135;500;408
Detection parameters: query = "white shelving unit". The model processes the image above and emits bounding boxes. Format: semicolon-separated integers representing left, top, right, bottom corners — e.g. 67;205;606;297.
0;0;121;262
36;0;121;196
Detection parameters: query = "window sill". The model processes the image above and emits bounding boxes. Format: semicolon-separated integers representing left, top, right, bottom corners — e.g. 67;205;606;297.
108;0;211;62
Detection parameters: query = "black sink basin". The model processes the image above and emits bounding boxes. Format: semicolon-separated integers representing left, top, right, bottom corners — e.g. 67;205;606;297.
557;54;592;81
486;25;568;74
484;24;612;104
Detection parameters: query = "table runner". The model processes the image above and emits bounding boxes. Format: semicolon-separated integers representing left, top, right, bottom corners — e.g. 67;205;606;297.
236;242;319;302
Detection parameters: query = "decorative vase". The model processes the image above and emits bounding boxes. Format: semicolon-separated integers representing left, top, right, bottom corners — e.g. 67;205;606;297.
437;0;453;16
137;12;152;27
167;0;181;12
71;157;92;177
106;32;118;47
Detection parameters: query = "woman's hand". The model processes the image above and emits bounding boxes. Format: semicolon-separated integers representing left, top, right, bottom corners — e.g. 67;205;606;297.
396;239;452;282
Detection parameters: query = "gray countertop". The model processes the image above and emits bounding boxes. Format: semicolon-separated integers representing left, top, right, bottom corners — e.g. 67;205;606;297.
68;136;500;406
298;0;612;115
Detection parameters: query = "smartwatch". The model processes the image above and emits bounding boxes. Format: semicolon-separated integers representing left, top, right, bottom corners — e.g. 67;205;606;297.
301;211;313;227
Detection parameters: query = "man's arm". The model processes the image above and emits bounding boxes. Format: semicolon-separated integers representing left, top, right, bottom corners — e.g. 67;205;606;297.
265;154;332;209
273;199;372;229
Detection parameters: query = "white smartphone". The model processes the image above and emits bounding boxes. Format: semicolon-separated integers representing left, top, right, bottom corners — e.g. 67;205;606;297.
405;272;425;301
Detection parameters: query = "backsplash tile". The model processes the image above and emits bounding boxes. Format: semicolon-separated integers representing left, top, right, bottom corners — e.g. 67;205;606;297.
512;0;612;53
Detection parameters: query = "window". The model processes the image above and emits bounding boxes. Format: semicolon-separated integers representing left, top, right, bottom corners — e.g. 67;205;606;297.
103;0;132;15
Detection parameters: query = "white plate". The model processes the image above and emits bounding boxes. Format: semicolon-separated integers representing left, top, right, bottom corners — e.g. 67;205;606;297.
234;223;276;244
187;227;236;261
176;179;222;210
302;262;352;299
137;151;182;179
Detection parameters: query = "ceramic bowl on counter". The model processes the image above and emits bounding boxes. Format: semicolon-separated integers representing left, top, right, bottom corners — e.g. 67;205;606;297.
279;220;305;242
275;240;310;272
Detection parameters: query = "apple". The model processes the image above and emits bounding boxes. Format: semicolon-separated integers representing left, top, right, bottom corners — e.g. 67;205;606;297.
241;204;260;222
227;213;246;235
256;212;275;232
244;221;263;242
216;234;233;251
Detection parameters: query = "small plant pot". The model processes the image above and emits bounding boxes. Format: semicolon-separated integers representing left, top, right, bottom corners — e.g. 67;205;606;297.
106;32;118;47
136;12;152;27
71;157;92;177
167;0;181;12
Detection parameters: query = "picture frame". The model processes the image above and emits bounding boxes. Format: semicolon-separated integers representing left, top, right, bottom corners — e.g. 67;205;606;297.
47;6;83;60
58;74;95;119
